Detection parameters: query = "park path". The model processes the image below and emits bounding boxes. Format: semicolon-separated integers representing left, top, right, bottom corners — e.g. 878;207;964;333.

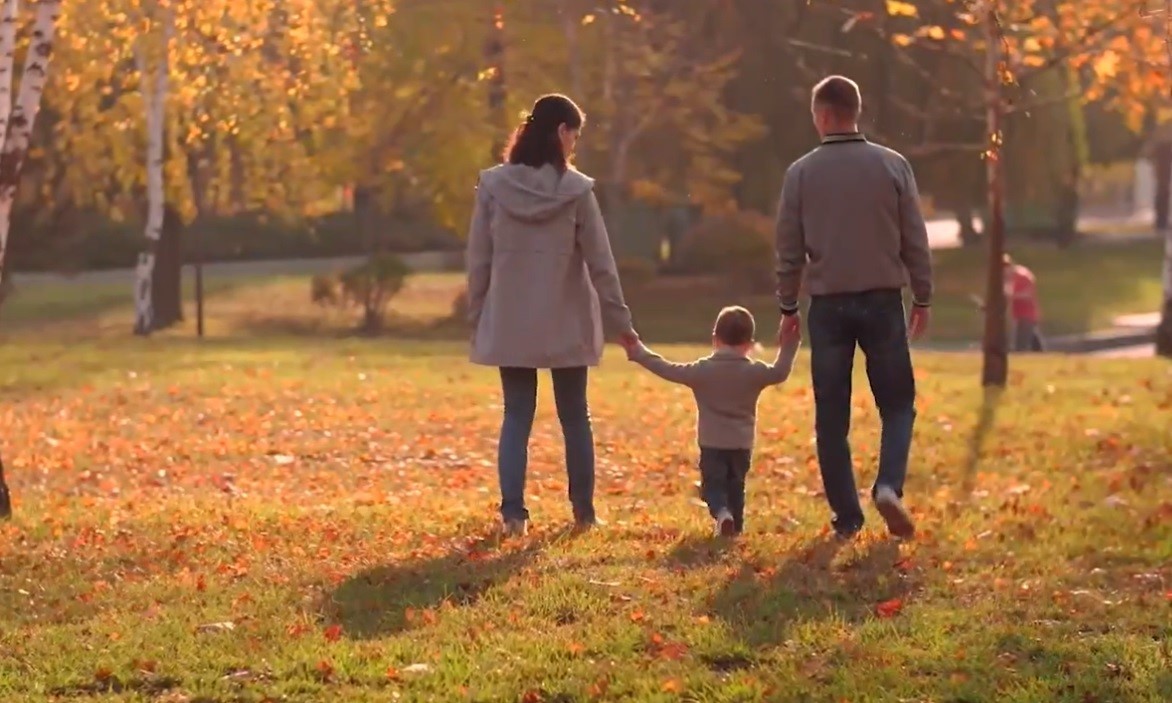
1091;344;1156;358
12;211;1154;289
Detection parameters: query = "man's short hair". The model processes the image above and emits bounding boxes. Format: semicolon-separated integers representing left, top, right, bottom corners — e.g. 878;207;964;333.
713;306;755;346
811;75;862;122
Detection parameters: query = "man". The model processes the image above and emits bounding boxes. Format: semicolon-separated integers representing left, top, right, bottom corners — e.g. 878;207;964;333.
775;75;933;540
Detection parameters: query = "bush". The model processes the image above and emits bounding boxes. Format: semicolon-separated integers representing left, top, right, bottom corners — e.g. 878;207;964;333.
8;210;463;273
675;211;775;293
311;253;411;332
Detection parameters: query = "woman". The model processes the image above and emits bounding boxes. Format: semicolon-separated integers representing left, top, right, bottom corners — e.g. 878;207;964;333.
466;93;637;536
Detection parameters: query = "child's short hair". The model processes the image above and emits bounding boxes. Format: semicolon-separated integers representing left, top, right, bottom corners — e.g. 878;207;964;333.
713;306;755;346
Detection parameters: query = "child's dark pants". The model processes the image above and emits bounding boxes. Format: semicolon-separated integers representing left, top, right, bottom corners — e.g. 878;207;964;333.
699;447;752;533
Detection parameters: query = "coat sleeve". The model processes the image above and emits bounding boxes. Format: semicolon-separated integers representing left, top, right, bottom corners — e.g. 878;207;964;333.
465;179;493;329
576;190;635;338
774;163;805;315
630;344;698;386
754;338;800;387
897;157;933;307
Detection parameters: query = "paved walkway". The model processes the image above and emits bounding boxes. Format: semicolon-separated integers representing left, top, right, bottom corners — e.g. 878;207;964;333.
1091;344;1156;358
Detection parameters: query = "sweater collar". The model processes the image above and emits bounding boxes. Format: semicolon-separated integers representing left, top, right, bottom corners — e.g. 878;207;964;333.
711;347;751;361
820;132;867;145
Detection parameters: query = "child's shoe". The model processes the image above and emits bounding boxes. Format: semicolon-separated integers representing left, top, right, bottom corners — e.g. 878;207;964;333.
501;518;528;538
714;509;737;537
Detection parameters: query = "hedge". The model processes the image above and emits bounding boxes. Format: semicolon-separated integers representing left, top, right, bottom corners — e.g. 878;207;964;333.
6;211;462;273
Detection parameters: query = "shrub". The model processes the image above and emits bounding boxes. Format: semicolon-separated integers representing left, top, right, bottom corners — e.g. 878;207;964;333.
8;210;463;273
675;211;775;293
310;253;411;332
310;274;340;307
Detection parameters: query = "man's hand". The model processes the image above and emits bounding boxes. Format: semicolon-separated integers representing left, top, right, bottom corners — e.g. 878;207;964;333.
908;306;930;339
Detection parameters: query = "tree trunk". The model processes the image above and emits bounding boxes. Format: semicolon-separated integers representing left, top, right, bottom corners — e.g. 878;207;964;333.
981;7;1008;388
133;13;171;336
0;0;19;290
354;185;379;255
1153;142;1171;231
150;203;183;329
186;141;212;337
560;0;583;99
486;2;507;163
957;205;980;246
1157;225;1172;357
0;450;9;519
0;0;61;519
0;0;59;286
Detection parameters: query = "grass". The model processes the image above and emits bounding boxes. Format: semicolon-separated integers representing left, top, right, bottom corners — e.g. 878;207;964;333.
1;239;1163;345
0;337;1170;702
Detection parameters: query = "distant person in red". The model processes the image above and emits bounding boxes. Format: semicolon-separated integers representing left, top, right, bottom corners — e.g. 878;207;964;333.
1003;254;1044;352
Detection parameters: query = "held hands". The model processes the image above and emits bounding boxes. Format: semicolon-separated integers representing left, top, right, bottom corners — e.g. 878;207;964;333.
617;330;641;359
778;313;802;346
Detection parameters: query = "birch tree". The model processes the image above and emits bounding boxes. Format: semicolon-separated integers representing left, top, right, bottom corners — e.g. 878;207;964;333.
132;3;172;335
0;0;62;520
0;0;60;290
53;0;354;333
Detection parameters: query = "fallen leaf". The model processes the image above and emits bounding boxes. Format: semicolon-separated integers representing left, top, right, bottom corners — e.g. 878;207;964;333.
402;663;432;675
323;623;343;642
196;621;235;634
661;678;684;693
875;598;904;618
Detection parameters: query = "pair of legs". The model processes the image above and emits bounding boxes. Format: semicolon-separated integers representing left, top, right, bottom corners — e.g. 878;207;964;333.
699;448;751;535
498;366;595;525
1012;319;1045;352
807;289;917;536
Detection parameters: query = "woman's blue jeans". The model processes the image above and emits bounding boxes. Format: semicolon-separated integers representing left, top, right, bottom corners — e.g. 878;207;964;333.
497;367;595;524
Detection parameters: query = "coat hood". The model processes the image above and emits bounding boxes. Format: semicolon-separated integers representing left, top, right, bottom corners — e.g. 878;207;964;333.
478;163;595;223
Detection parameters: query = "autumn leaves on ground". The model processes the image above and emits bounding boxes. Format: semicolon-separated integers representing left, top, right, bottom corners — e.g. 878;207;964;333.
0;333;1169;702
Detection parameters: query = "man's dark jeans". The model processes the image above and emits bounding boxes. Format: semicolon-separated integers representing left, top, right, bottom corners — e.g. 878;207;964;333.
699;447;752;533
807;289;917;534
498;367;595;524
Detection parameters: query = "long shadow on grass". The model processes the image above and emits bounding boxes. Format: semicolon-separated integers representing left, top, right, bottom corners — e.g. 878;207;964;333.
325;529;563;640
961;386;1003;497
709;535;913;649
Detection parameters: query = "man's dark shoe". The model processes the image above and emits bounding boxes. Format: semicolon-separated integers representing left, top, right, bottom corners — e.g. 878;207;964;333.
833;525;862;542
874;485;915;539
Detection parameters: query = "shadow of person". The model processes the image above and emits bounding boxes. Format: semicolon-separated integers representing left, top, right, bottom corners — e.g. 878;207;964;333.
325;527;565;640
662;532;737;568
709;534;913;649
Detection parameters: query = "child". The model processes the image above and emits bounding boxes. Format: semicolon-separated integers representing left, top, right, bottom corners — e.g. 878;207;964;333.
621;306;801;536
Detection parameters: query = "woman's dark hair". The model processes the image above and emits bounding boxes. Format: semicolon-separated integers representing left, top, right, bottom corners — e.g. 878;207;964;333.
503;93;585;170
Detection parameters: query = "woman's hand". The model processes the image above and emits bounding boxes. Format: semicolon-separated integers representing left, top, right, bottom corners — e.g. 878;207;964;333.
618;330;640;350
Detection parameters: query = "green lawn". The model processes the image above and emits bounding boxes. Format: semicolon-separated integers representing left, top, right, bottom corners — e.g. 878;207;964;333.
0;338;1169;701
0;239;1162;345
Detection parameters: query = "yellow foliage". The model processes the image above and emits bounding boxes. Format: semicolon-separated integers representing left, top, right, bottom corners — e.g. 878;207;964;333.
885;1;919;18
